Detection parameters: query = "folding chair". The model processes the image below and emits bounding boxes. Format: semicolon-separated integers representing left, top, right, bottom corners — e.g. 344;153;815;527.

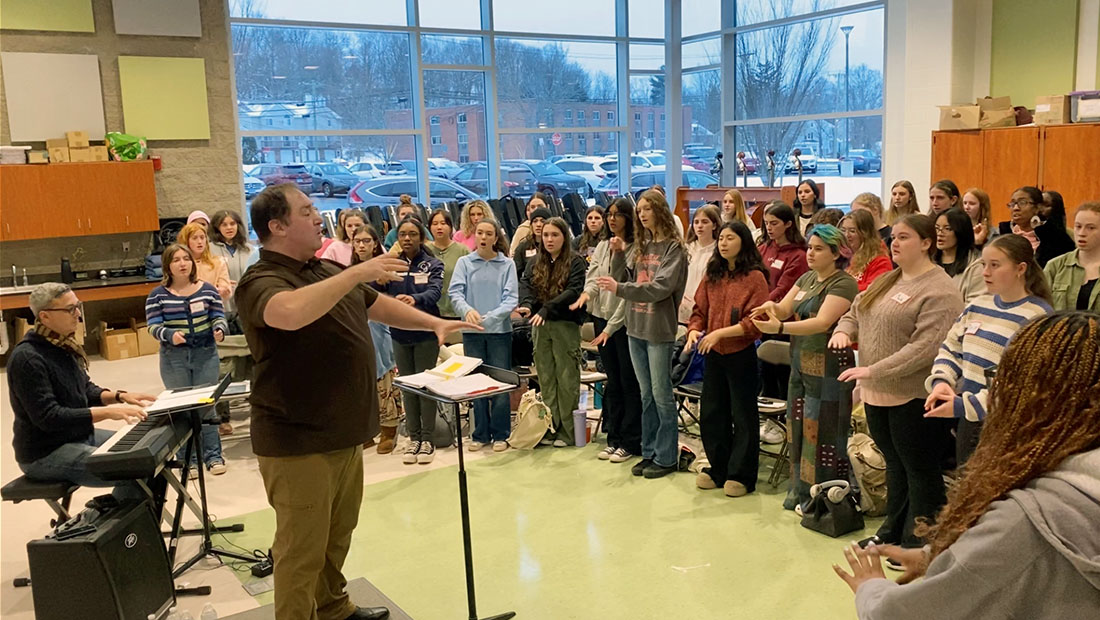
757;339;792;486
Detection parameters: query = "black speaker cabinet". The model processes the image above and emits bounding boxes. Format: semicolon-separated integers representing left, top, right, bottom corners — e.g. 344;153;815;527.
27;500;175;620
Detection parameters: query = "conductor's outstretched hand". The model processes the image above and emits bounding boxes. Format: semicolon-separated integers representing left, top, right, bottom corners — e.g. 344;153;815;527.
435;317;483;345
352;255;408;285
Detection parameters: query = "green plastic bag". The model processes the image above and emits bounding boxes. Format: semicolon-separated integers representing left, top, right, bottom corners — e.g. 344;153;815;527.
105;132;147;161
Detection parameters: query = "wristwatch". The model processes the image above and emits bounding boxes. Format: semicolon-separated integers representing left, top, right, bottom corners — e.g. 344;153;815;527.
115;390;127;403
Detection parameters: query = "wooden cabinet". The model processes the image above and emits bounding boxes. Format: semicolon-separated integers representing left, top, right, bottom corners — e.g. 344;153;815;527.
932;124;1099;225
0;161;158;241
931;131;983;200
1040;124;1100;221
982;127;1040;224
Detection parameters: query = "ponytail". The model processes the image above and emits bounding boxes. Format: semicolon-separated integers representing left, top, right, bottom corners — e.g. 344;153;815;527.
987;234;1053;305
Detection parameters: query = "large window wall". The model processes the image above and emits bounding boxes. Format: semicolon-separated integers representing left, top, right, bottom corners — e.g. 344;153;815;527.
231;0;884;209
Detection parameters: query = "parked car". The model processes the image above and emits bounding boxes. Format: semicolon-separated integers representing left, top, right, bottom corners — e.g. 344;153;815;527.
682;155;710;172
501;159;588;198
349;162;388;179
554;156;615;197
304;163;359;197
600;153;665;170
453;163;538;199
596;168;718;197
845;149;882;173
428;158;464;179
347;176;481;208
243;174;265;198
784;146;819;173
252;163;313;193
684;144;719;163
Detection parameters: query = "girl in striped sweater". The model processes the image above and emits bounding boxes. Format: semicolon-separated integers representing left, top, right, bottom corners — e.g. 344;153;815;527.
924;234;1052;467
145;243;228;475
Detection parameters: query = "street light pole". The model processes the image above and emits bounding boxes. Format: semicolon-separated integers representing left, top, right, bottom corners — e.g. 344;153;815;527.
841;25;854;159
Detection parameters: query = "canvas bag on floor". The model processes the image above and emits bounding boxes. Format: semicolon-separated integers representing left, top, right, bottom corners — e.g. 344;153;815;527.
507;389;553;449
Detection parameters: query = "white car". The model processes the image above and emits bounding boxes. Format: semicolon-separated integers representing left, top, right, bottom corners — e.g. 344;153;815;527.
349;162;388;179
554;156;618;197
243;174;264;198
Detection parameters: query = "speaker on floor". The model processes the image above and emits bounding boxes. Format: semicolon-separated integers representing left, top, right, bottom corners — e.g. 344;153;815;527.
27;499;174;620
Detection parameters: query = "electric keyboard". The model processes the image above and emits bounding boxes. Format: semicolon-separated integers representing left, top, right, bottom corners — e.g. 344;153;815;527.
87;414;192;481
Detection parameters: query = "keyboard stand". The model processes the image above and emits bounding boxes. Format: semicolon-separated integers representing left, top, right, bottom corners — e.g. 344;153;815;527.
164;400;258;580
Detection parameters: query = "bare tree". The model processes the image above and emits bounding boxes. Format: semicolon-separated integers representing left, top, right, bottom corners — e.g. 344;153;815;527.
735;0;838;185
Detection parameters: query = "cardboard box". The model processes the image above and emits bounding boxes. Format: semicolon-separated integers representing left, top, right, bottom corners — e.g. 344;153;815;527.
27;150;49;164
48;146;70;162
89;145;109;161
66;130;90;148
68;147;92;162
1071;90;1100;123
1035;95;1071;125
129;318;159;356
99;321;138;360
978;96;1016;128
938;104;981;130
46;138;68;150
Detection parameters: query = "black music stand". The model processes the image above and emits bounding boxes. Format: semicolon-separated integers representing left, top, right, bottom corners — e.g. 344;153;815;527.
164;376;258;579
395;365;520;620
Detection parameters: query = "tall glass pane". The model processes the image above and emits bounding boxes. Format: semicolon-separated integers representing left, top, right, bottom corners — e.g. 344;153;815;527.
735;9;884;121
682;0;720;37
493;0;615;37
683;69;721;168
630;43;664;71
423;71;488;166
495;38;617;128
737;0;872;27
233;25;413;130
628;0;664;38
229;0;407;27
682;36;720;69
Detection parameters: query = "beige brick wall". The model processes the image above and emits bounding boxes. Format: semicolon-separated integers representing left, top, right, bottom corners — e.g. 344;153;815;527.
0;0;243;221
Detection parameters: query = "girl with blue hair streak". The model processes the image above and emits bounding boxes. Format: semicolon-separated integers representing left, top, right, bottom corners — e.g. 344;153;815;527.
751;224;860;512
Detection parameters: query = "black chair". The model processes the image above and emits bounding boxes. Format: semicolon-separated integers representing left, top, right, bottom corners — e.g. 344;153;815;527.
561;192;587;237
488;198;513;238
363;205;387;236
507;196;527;235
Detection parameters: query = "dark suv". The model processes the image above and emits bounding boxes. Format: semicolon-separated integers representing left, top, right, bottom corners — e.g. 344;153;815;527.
252;164;313;193
501;159;588;198
454;163;538;199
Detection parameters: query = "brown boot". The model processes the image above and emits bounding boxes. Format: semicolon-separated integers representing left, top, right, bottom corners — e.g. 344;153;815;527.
377;426;397;454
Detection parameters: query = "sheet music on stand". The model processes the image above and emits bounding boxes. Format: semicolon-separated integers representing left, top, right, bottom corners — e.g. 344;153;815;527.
145;376;240;416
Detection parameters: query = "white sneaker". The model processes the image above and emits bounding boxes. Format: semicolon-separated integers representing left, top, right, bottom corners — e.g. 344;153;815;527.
539;438;554;446
492;441;509;452
760;419;786;445
417;441;436;464
468;441;485;452
553;439;568;448
403;440;422;464
597;446;616;460
609;448;633;463
207;460;227;475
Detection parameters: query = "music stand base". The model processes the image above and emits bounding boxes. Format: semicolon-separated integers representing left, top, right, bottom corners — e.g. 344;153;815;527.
476;613;516;620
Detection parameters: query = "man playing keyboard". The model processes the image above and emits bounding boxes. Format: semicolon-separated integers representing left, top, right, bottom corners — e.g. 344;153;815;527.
8;283;156;495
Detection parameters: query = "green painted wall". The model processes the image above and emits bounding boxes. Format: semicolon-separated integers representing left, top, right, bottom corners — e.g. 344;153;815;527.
991;0;1079;106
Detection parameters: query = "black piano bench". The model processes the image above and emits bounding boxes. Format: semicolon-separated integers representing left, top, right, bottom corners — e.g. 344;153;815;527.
1;477;79;587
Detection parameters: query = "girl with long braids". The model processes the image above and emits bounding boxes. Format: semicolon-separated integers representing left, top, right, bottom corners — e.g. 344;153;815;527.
834;311;1100;620
924;235;1052;468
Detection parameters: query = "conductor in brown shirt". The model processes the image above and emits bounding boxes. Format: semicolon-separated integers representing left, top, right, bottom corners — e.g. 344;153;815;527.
236;184;477;620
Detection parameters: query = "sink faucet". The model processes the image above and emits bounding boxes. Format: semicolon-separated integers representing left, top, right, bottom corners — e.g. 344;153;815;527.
10;265;16;287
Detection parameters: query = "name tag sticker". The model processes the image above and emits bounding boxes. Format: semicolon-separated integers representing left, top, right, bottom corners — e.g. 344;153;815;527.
414;272;429;285
891;292;911;304
965;321;981;335
189;300;205;314
526;249;537;258
794;291;807;301
771;259;785;269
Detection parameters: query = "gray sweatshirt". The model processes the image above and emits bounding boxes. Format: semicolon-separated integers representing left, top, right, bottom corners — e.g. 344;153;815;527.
614;239;687;343
855;447;1100;619
582;239;630;337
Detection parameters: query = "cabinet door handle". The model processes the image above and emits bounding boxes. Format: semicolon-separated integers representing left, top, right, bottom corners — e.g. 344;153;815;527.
126;215;130;227
77;219;82;230
87;218;92;230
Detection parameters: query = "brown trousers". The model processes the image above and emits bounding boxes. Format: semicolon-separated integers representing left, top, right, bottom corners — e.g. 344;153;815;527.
258;446;363;620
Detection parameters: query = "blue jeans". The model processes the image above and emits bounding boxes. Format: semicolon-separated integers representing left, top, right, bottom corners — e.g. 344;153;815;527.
160;344;223;465
20;429;143;499
462;332;513;443
628;337;678;468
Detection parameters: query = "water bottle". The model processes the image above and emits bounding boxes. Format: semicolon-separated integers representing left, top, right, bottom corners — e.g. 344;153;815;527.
179;610;195;620
200;604;218;620
166;608;180;620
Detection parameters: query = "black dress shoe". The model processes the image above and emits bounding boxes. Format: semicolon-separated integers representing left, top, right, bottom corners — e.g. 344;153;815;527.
345;606;390;620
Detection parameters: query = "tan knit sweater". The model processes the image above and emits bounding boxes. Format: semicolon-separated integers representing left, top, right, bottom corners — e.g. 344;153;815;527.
835;267;964;402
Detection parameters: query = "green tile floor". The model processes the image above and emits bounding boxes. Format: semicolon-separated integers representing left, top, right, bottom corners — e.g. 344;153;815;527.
223;443;881;619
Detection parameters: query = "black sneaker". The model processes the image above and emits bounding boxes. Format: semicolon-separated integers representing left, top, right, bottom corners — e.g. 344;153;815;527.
885;557;904;572
643;463;677;479
857;535;884;549
631;458;653;477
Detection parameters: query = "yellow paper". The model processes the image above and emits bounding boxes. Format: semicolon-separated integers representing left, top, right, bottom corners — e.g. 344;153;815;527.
0;0;94;32
118;56;210;140
442;362;463;374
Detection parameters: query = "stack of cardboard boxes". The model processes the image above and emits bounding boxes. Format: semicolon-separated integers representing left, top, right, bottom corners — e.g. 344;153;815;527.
44;131;109;164
99;320;159;361
938;92;1096;131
